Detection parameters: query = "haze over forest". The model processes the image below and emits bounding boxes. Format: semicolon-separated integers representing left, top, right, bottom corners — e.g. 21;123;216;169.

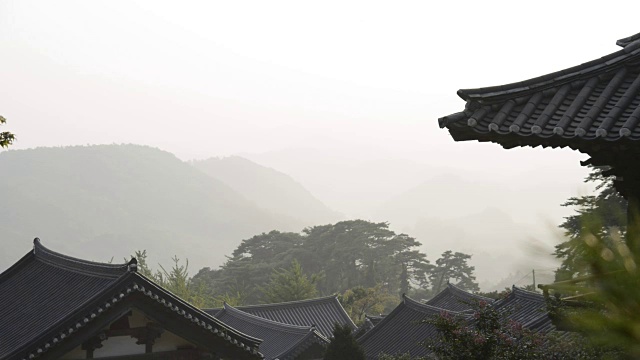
1;1;636;290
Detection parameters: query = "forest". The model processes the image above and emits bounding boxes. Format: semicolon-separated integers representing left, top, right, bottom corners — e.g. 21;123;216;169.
136;219;480;323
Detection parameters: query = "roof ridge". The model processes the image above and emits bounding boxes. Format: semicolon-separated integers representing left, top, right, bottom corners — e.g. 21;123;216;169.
457;39;640;102
358;296;453;345
494;286;544;309
403;294;455;313
220;303;314;334
33;238;134;278
617;32;640;48
274;328;329;359
15;273;263;360
511;286;545;300
447;283;495;302
235;295;338;310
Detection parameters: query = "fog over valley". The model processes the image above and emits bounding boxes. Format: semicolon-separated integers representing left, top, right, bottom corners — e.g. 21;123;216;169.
1;1;633;290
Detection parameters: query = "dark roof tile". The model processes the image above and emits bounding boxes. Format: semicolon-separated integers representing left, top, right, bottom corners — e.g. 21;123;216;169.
493;286;550;328
425;283;494;312
0;239;262;360
214;304;328;360
358;295;458;359
205;295;356;338
440;32;640;148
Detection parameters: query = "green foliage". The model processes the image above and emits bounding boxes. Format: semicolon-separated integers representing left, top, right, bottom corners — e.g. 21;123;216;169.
302;221;430;295
132;250;210;308
554;167;627;281
0;115;14;148
260;259;320;303
548;166;640;356
548;219;640;356
194;220;438;305
429;250;479;294
338;285;398;325
423;300;613;360
324;323;365;360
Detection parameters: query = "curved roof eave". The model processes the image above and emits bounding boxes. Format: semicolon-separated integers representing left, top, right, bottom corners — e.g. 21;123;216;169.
457;39;640;103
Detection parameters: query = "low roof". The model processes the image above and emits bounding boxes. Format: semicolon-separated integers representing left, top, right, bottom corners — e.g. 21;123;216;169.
358;295;458;359
425;283;494;312
0;239;262;360
205;295;356;338
493;286;551;329
215;304;329;360
439;32;640;152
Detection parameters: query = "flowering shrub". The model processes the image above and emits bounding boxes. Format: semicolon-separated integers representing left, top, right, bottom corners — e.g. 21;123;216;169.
420;300;616;360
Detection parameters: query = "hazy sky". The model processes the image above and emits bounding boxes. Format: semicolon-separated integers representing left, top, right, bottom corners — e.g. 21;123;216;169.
2;1;639;268
1;1;636;162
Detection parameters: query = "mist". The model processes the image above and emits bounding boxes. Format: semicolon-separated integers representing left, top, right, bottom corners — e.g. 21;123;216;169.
1;1;635;289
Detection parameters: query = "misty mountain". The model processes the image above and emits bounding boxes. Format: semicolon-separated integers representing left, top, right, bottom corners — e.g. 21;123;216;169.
0;145;301;271
192;156;341;226
374;176;562;289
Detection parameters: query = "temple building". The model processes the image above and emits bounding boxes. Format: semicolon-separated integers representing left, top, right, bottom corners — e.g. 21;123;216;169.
492;286;555;335
357;286;556;359
204;295;356;339
357;295;457;359
0;239;263;360
213;304;328;360
424;283;494;312
439;31;640;248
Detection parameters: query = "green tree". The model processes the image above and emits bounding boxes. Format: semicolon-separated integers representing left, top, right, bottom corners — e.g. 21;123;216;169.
303;220;430;295
423;300;615;360
324;323;365;360
131;250;154;278
554;167;627;281
338;285;398;325
0;115;14;148
429;251;479;294
131;251;211;307
260;259;320;303
195;230;307;304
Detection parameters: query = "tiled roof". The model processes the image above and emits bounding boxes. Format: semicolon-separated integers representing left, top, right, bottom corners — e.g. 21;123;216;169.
358;295;457;359
493;286;550;329
439;32;640;149
214;304;329;360
425;283;494;312
0;239;262;360
0;239;129;359
205;295;356;338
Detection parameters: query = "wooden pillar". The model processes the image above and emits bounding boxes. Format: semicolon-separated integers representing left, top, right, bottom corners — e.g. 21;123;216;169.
82;333;106;359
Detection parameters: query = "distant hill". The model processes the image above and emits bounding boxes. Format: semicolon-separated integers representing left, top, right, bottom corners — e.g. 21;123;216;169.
0;145;301;271
374;176;562;289
192;156;341;226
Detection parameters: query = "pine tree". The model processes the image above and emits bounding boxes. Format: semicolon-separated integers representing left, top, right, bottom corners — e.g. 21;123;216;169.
324;323;365;360
260;259;319;303
0;115;15;148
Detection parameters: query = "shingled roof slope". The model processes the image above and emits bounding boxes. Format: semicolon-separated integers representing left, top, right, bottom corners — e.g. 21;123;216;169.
493;286;551;329
0;239;129;358
358;295;457;359
425;283;494;312
214;304;328;360
439;32;640;149
0;239;262;360
205;295;356;338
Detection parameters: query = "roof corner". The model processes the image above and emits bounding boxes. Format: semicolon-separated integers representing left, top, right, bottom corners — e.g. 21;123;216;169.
616;32;640;48
127;257;138;272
